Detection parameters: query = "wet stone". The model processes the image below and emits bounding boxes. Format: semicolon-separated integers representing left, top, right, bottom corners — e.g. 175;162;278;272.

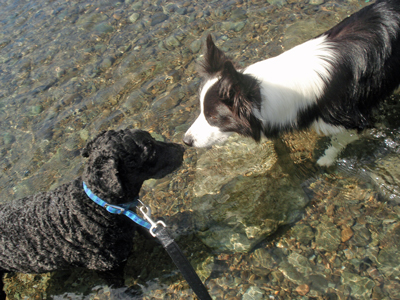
287;252;313;275
341;271;375;299
192;165;309;252
279;261;308;285
267;0;287;7
384;280;400;299
242;286;265;300
350;224;371;247
164;35;180;50
315;221;341;252
2;133;15;145
368;155;400;203
341;226;354;242
291;223;314;245
190;39;202;53
99;57;115;71
128;13;140;23
230;8;247;21
295;284;310;296
309;0;325;4
94;22;114;34
150;13;168;26
250;248;277;270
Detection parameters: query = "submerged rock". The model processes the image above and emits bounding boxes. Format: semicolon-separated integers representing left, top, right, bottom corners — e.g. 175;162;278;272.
191;136;309;252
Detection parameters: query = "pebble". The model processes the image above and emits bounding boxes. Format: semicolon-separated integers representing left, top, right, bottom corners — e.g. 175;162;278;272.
295;284;310;296
128;12;140;23
242;286;265;300
315;221;341;252
341;226;354;242
150;13;168;26
94;22;114;33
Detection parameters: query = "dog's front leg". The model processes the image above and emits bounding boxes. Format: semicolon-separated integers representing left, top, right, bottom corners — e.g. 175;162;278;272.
316;130;359;166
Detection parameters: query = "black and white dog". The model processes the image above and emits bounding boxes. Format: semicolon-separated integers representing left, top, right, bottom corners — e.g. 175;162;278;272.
183;0;400;164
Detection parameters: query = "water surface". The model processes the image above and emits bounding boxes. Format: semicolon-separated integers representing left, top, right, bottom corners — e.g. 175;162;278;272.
1;0;400;299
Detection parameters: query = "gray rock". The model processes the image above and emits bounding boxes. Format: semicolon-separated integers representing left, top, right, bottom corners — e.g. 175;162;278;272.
190;39;202;53
367;155;400;203
341;271;375;299
99;57;115;71
309;0;325;5
191;136;309;252
250;248;278;270
230;8;247;21
267;0;287;7
164;35;180;50
278;261;308;285
291;223;315;245
315;221;341;252
128;13;140;23
243;286;265;300
150;13;168;26
94;22;114;34
350;224;371;247
287;252;313;275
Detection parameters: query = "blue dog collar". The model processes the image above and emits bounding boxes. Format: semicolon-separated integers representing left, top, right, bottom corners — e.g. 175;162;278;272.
82;181;151;230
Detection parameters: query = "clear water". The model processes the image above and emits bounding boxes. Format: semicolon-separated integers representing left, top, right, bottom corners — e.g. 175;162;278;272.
1;0;400;299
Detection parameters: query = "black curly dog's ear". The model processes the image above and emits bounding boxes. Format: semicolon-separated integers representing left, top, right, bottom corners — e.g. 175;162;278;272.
82;130;124;200
91;155;123;199
81;131;107;158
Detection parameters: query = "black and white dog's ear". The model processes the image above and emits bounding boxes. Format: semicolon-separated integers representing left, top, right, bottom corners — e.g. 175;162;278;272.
198;34;230;76
219;61;263;141
219;61;253;115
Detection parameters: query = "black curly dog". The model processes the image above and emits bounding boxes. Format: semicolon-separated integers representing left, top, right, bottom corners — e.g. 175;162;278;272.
0;129;184;298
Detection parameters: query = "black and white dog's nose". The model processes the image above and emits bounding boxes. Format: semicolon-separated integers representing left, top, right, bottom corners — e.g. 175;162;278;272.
182;135;194;147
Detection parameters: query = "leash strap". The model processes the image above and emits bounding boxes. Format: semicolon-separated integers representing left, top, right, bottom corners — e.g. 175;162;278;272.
154;226;212;300
82;181;212;300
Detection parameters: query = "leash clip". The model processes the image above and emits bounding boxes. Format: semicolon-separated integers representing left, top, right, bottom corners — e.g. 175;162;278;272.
138;200;166;237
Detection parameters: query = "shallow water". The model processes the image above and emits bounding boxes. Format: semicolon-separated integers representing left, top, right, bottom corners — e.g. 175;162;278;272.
1;0;400;299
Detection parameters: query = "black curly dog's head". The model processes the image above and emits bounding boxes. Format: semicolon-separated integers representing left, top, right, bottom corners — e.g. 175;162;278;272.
81;129;184;204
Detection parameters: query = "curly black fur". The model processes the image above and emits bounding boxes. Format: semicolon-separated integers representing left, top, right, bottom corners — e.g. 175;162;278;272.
0;129;184;297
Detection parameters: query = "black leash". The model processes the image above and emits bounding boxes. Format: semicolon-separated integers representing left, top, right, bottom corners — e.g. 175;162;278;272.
83;182;212;300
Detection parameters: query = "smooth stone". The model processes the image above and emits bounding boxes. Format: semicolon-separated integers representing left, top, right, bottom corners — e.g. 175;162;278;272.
99;57;115;70
367;155;400;203
176;7;188;15
341;271;375;299
350;224;371;247
250;248;278;269
279;261;308;285
131;1;143;10
291;223;315;245
287;252;313;275
128;13;140;23
190;39;202;53
164;35;180;50
150;13;168;26
30;105;44;115
309;0;325;4
267;0;287;7
3;133;15;145
315;221;341;252
94;22;114;34
242;286;265;300
230;8;247;21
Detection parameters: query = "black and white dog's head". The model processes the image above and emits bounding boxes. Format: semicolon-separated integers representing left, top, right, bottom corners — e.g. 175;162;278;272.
82;129;184;204
183;35;263;148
